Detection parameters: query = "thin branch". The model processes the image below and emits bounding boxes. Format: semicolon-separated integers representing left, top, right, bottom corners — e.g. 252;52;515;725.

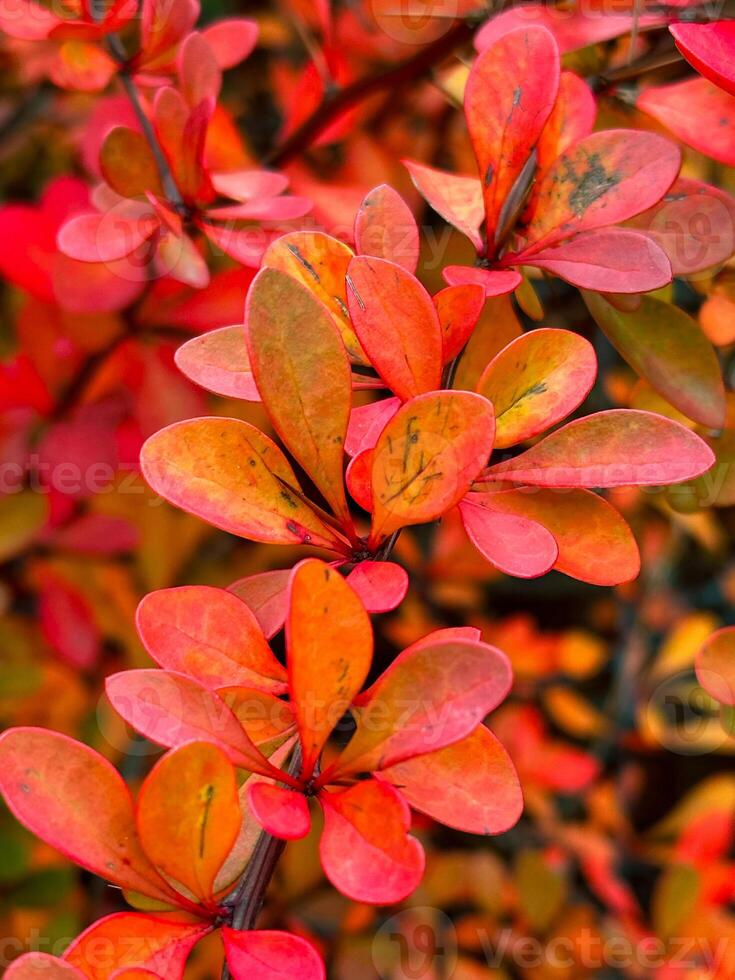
266;19;474;168
221;746;303;980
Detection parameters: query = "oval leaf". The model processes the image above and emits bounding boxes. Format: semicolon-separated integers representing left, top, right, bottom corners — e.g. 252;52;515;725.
247;782;312;840
174;325;260;401
476;328;597;448
459;495;559;578
222;928;325;980
354;184;419;273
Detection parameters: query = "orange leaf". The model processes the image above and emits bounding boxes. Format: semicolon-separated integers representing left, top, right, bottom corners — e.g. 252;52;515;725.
354;184;419;273
370;391;495;543
696;626;735;706
346;256;443;400
476;328;597;448
141;417;345;552
137;742;242;904
287;559;373;780
246;267;352;525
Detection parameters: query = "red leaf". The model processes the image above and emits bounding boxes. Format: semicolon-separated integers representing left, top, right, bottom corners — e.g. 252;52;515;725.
5;955;84;979
174;325;260;401
465;26;559;248
459;495;558;578
345;396;400;457
227;570;290;639
403;160;484;252
178;31;221;106
347;256;443;400
354;184;419;273
346;449;374;512
381;724;523;835
519;229;672;293
201;18;259;70
222;928;325;980
473;487;641;586
38;573;100;670
522;130;681;252
58;209;157;262
346;561;408;613
637;78;735;168
247;782;311;840
287;559;373;780
626;178;735;276
105;670;278;777
670;21;735;96
485;409;715;487
64;913;209;980
443;266;522;296
136;585;287;693
332;636;512;776
434;283;485;362
0;728;177;904
319;781;425;904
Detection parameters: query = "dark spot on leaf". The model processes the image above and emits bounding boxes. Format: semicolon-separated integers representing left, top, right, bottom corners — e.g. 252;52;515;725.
565;152;621;217
286;243;319;281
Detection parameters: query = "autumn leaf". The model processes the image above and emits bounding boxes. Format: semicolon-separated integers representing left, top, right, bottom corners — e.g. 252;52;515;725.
346;256;443;400
459;494;559;578
319;781;425;904
670;21;735;96
696;627;735;706
485;410;715;487
370;391;496;543
476;328;597;448
287;559;373;780
137;585;287;693
247;782;312;840
140;417;346;552
465;26;560;248
222;928;325;980
174;325;260;401
380;724;523;835
246;267;353;524
353;184;419;273
0;728;178;905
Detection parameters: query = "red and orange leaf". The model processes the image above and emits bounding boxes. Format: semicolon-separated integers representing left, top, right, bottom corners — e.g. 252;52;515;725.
178;31;222;106
227;569;290;639
137;586;287;693
519;229;673;293
696;626;735;706
332;637;512;776
137;742;242;904
403;160;484;252
319;781;425;904
535;71;596;185
261;232;365;362
0;728;177;904
287;559;373;780
381;724;523;835
459;496;558;578
346;256;443;400
201;18;258;70
222;928;325;980
217;689;296;750
485;409;715;487
475;487;640;586
247;782;311;840
346;448;374;512
370;391;496;543
434;283;486;362
51;40;118;91
174;325;260;401
465;26;560;248
354;184;419;273
57;210;157;262
637;78;735;168
346;560;408;613
140;418;344;551
522;130;681;251
246;268;352;524
5;955;84;979
476;328;597;448
105;670;279;778
670;21;735;96
583;292;725;429
64;913;209;980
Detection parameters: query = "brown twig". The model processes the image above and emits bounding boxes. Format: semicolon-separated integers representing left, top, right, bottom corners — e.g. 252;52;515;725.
220;745;303;980
266;19;474;168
